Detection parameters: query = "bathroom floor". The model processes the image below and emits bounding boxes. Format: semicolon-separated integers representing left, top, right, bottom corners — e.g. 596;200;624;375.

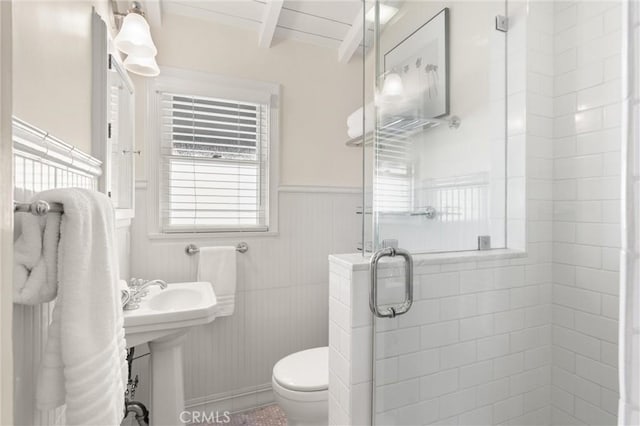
194;404;287;426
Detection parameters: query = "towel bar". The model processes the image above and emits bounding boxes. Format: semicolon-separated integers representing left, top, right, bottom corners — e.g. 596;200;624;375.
14;200;63;216
185;242;248;256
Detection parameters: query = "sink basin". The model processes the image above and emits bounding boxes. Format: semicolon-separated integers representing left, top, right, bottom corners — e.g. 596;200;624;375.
148;288;202;311
123;281;217;347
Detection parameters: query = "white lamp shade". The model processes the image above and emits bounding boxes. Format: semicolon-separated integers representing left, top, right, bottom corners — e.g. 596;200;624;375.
124;54;160;77
114;13;157;57
381;73;404;98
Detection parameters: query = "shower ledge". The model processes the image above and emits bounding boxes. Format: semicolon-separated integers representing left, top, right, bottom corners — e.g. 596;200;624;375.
330;248;527;271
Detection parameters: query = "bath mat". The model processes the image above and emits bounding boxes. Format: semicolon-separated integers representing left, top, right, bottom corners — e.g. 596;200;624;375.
193;404;287;426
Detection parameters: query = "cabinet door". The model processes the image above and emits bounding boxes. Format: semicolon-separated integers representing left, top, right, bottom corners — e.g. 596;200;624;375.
107;54;135;213
92;11;136;218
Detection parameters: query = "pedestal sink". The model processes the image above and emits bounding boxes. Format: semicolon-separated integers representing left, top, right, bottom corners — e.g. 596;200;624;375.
123;281;218;426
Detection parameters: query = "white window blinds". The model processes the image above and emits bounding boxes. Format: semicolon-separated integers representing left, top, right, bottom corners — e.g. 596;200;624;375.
159;92;270;232
375;120;413;213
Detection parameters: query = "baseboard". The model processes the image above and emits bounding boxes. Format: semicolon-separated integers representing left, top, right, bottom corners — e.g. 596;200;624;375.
184;383;275;415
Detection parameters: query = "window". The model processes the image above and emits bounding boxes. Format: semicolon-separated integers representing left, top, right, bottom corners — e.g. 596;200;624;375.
375;122;413;213
152;69;279;233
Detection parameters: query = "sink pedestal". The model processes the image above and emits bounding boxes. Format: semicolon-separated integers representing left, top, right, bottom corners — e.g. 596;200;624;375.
123;282;219;426
149;331;187;426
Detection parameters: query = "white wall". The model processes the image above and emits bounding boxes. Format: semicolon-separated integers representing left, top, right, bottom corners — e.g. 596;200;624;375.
131;188;361;412
134;12;363;187
0;2;12;424
11;6;134;424
129;11;364;412
619;2;640;424
12;1;113;155
550;2;622;424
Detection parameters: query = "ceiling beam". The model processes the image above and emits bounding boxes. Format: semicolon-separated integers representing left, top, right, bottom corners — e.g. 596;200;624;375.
258;0;284;48
338;4;371;64
141;0;162;28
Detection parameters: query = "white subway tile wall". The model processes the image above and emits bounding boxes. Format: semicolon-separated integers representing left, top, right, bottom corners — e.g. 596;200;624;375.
329;1;618;425
551;1;622;424
331;2;625;425
329;249;554;425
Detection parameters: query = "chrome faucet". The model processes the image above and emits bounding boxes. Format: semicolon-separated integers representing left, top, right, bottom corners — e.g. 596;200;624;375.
135;279;168;297
124;278;168;310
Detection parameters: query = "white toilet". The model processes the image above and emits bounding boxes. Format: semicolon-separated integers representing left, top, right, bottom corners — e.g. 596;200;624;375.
272;346;328;426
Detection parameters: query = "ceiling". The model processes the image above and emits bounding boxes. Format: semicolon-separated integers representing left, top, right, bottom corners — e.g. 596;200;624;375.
116;0;382;62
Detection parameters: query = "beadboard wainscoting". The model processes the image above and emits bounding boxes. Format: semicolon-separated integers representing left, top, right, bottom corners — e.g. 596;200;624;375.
130;185;361;413
12;118;104;426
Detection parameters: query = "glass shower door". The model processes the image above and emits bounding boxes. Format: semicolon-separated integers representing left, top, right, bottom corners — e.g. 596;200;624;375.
372;1;507;255
370;0;509;424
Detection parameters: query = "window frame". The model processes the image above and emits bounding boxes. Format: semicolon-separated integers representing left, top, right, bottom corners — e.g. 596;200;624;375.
146;67;280;237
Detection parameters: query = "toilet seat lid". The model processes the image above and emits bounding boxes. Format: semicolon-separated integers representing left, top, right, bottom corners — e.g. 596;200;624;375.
273;347;328;392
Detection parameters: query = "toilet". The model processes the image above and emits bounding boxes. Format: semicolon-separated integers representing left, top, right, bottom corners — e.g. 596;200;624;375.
272;346;328;426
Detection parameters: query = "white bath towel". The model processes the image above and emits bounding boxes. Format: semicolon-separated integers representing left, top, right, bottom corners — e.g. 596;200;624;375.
197;246;237;316
13;208;61;304
347;103;374;139
28;188;127;425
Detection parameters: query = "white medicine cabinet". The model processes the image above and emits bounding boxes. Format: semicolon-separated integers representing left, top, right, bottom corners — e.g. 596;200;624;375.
92;10;136;219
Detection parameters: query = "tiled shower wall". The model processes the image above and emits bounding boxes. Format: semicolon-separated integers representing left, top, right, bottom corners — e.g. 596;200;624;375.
329;249;554;425
550;2;622;425
358;1;560;417
328;1;558;424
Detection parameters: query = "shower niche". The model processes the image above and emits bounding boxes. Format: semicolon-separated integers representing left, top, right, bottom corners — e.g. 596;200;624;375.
369;1;508;254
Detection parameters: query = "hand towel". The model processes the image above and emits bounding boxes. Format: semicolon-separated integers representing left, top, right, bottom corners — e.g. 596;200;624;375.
29;188;127;425
347;103;374;138
13;207;61;304
346;105;364;129
197;246;237;316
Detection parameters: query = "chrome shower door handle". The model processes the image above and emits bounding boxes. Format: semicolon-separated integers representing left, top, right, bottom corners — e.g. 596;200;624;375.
369;247;413;318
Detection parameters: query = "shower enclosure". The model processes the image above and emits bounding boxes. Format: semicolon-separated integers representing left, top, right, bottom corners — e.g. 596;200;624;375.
368;1;512;423
360;0;624;425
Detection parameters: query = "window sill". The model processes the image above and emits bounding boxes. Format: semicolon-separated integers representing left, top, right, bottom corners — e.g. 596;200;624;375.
146;230;280;240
